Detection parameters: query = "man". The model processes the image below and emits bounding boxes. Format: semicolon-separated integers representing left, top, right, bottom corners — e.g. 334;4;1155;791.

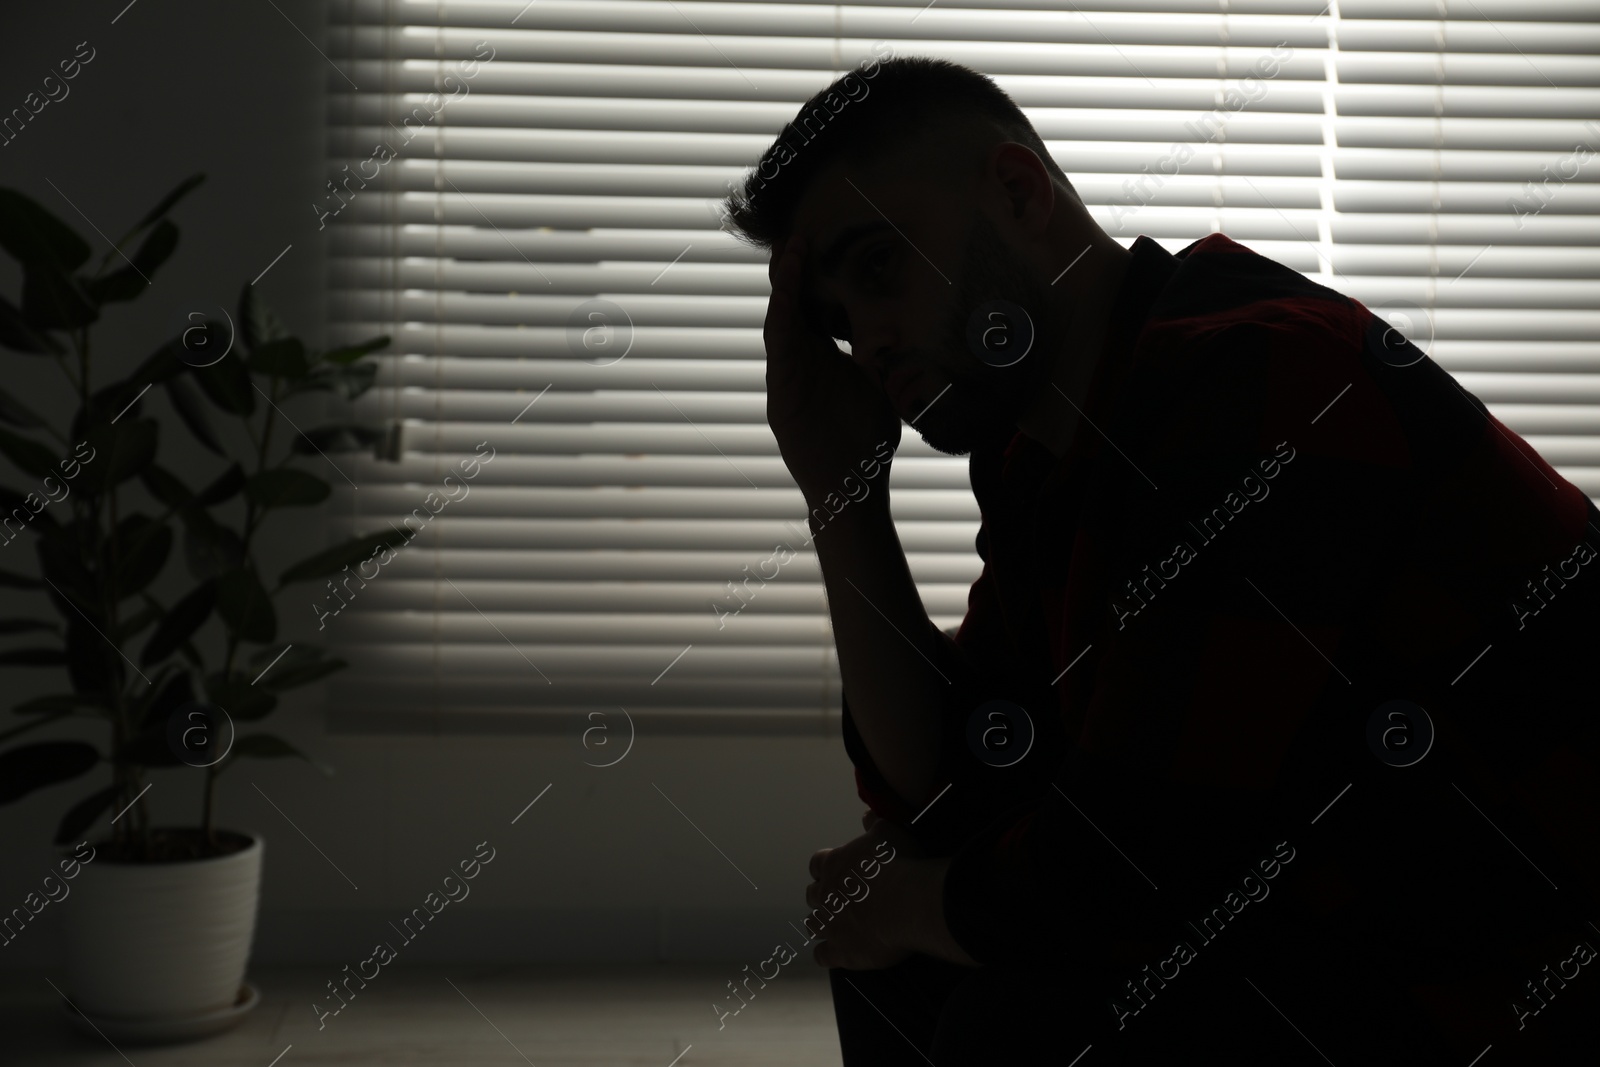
722;56;1600;1064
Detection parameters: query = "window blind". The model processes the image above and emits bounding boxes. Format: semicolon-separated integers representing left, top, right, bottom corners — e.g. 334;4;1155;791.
322;0;1600;732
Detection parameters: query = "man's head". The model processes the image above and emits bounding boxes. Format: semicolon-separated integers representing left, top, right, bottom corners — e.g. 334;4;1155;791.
723;56;1109;456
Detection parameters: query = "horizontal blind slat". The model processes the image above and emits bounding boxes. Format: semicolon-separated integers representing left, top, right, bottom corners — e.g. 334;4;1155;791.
322;1;1598;723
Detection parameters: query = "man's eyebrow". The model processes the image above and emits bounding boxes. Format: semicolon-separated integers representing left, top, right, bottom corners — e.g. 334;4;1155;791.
816;219;893;279
800;219;894;330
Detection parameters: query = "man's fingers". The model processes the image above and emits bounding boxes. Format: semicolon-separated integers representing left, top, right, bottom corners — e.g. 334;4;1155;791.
763;242;804;388
766;236;789;289
809;846;829;881
765;234;804;315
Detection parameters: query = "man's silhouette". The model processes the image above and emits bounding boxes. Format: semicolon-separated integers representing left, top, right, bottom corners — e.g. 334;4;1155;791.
722;55;1600;1065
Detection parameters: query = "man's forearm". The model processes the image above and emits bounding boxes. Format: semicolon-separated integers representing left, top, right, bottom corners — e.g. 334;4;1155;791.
897;856;981;967
810;494;948;808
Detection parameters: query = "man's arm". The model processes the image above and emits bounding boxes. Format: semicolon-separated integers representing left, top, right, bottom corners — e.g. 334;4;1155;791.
809;490;950;812
762;230;954;812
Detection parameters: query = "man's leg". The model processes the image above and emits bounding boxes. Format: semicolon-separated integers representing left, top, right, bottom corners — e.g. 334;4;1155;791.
831;955;1119;1066
929;964;1103;1066
828;953;972;1065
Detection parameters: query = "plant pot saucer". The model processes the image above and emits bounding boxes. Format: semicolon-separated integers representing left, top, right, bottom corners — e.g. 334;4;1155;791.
60;980;260;1044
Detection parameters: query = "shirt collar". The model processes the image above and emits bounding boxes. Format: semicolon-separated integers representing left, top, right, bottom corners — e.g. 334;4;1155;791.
982;234;1181;492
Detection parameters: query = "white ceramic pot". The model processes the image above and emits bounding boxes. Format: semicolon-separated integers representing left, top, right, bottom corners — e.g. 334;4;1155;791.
61;830;263;1021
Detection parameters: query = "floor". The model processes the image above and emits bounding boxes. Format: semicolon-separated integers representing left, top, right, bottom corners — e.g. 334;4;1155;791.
0;965;845;1066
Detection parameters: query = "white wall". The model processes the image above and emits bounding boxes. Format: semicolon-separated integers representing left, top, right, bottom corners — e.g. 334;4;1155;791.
0;0;863;968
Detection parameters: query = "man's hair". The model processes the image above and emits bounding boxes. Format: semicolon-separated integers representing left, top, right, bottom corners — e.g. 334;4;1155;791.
720;55;1074;253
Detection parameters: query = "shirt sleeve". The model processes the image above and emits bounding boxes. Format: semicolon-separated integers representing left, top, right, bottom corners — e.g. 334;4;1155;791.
839;476;1072;859
941;294;1600;973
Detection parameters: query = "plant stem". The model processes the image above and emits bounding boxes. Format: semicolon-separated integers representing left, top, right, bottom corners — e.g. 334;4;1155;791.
78;327;89;407
223;375;281;680
0;708;74;745
50;353;81;406
203;766;219;845
73;326;124;853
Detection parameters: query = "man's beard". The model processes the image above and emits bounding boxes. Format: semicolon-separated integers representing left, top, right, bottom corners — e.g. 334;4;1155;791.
909;213;1059;457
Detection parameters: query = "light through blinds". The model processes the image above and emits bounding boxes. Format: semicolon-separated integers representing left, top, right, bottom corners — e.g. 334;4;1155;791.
322;0;1600;730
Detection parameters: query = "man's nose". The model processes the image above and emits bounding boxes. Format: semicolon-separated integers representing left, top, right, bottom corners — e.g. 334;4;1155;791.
846;323;895;380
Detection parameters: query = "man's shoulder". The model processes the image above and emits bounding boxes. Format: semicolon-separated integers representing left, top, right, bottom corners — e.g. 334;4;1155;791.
966;421;1044;496
1150;232;1369;354
1096;235;1423;517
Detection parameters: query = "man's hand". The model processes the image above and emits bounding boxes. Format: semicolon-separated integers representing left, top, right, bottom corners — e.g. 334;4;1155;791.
804;810;981;970
765;233;902;507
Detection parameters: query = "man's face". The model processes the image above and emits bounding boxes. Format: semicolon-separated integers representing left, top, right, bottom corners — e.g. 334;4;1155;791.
792;162;1060;456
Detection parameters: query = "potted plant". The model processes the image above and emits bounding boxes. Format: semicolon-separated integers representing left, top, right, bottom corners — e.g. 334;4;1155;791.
0;175;404;1040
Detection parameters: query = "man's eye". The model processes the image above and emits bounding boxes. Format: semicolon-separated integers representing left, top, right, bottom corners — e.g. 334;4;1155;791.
860;244;894;280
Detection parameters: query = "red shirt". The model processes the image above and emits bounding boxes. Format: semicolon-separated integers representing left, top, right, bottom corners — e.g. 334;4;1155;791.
840;233;1600;1060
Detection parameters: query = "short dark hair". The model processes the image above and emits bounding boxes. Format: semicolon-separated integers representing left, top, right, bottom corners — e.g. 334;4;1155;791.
720;55;1073;253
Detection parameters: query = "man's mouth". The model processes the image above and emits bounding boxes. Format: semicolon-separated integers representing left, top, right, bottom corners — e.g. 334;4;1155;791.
884;366;922;411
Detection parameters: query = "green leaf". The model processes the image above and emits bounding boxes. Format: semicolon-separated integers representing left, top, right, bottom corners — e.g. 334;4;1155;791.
195;463;245;506
0;707;72;745
181;509;244;580
0;383;45;429
321;335;391;365
204;670;276;721
249;338;308;378
0;617;58;636
278;528;408;586
116;604;160;643
238;282;288;353
0;485;59;538
0;292;64;355
36;522;96;605
12;694;97;715
63;616;118;698
247;468;330;509
0;566;44;590
258;656;346;693
0;647;66;666
226;733;311;764
0;188;91;269
86;380;153;428
216;567;275;643
21;261;97;330
141;580;215;666
163;375;225;455
250;645;344;691
62;607;118;700
84;220;177;304
107;513;172;599
124;716;190;767
135;173;206;232
0;740;98;804
191;352;254;415
130;219;179;275
292;423;379;456
139;464;193;510
140;699;220;765
134;668;192;728
86;270;144;305
54;783;119;844
76;419;158;492
286;361;378;402
126;334;189;385
0;427;58;479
